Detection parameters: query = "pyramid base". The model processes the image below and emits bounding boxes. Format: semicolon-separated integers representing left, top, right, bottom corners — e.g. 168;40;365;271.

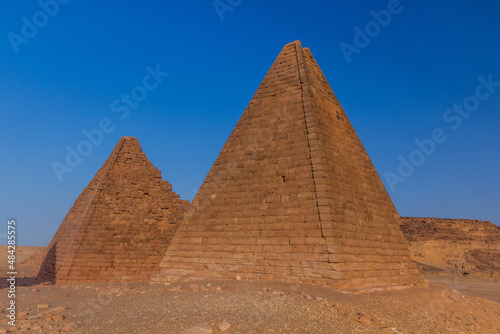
152;268;427;291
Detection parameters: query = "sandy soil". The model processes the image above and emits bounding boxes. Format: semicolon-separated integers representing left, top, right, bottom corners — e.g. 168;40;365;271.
0;246;45;264
425;274;500;304
0;266;499;333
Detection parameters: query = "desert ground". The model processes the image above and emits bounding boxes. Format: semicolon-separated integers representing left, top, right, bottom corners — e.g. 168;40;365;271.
0;247;499;333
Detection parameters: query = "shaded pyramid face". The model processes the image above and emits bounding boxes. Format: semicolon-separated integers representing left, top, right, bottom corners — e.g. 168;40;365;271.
37;137;189;283
156;41;424;289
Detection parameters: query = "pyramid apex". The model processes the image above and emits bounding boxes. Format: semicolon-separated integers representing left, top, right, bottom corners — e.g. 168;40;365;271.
119;136;138;141
117;136;143;149
285;40;302;48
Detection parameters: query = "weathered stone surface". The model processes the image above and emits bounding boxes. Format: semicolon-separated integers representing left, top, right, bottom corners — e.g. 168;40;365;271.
155;41;424;289
36;137;188;283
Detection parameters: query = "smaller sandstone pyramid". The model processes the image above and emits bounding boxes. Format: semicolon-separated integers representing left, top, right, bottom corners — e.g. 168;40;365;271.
37;136;188;283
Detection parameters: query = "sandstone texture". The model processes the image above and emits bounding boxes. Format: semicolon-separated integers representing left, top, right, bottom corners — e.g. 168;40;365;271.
401;217;500;280
155;41;424;290
36;137;188;283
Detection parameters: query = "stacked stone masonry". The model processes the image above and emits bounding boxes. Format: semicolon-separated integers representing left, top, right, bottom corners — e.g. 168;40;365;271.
155;41;425;289
37;137;189;283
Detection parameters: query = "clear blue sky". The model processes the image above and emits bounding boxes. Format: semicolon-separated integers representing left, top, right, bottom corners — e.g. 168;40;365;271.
1;1;499;246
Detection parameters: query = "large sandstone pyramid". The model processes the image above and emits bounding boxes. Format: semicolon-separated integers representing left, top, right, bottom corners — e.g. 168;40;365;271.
37;136;188;283
155;41;424;289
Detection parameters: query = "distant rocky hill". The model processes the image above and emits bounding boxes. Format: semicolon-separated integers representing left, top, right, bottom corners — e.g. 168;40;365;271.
401;217;500;280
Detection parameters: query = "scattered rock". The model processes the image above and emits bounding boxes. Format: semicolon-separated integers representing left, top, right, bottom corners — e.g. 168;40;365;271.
17;311;29;318
60;326;76;332
314;296;323;301
52;315;65;322
51;306;66;313
218;321;231;331
189;284;200;291
358;315;371;325
337;308;348;315
235;275;241;280
184;323;213;334
19;322;31;329
37;304;49;310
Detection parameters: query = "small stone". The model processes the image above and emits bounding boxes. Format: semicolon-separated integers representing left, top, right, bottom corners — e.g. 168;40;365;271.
32;288;38;293
337;308;348;315
37;304;49;310
314;296;323;301
218;322;231;332
189;284;200;291
60;326;76;332
358;315;371;324
184;323;212;334
235;275;241;280
51;306;66;313
53;315;64;322
64;294;69;297
31;326;42;331
17;311;29;318
305;295;313;300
